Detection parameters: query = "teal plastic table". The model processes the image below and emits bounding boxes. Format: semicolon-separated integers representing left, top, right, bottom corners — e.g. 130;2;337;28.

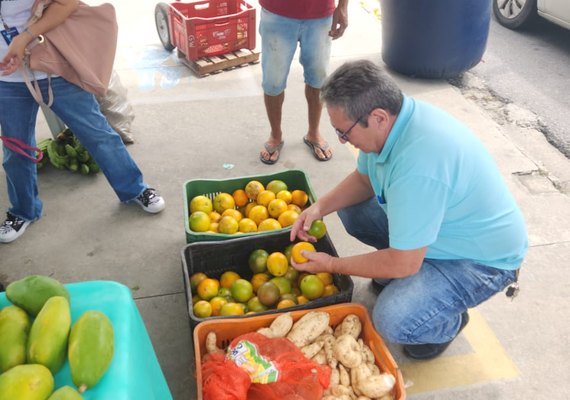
0;281;172;400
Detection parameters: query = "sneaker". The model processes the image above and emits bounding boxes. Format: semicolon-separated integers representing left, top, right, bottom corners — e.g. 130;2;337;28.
133;188;165;214
403;311;470;360
0;212;31;243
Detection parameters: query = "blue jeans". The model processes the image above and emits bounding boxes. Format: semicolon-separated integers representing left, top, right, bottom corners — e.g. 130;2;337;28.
0;77;146;221
259;8;332;96
338;197;517;345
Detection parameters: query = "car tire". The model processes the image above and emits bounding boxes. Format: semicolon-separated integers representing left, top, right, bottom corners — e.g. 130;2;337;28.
493;0;538;29
155;3;175;51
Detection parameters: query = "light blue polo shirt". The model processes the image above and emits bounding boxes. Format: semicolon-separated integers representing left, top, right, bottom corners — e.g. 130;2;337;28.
357;96;528;270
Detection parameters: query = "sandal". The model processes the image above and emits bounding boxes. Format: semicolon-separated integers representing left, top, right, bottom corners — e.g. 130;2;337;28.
260;141;284;165
303;136;332;161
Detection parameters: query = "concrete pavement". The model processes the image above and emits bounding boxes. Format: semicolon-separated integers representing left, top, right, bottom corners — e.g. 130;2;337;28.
1;0;570;399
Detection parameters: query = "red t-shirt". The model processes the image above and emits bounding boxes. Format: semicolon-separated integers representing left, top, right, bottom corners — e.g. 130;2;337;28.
259;0;336;19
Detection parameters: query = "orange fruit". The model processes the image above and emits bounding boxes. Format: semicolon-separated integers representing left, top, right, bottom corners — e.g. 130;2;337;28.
277;299;296;309
270;276;292;295
238;218;257;233
232;189;249;207
300;274;325;300
297;295;310;305
258;218;282;232
266;180;288;194
283;266;299;283
219;302;245;316
256;190;276;207
209;296;228;316
209;211;222;223
291;190;309;208
279;293;298;304
192;294;201;305
288;204;302;214
244;202;256;217
208;222;219;233
249;249;269;273
190;195;213;214
307;220;327;239
218;216;239;234
220;271;241;288
193;300;212;318
316;272;333;286
213;192;235;214
283;244;294;263
257;282;280;307
190;272;208;292
276;190;292;204
197;278;220;300
291;242;316;264
189;211;211;232
218;287;232;300
230;279;254;303
267;198;288;218
323;284;339;297
247;296;268;313
267;252;289;277
245;180;265;201
278;210;299;227
222;208;243;222
251;272;271;292
248;205;269;226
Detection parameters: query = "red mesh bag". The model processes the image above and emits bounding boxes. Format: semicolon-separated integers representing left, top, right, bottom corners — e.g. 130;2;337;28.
201;332;330;400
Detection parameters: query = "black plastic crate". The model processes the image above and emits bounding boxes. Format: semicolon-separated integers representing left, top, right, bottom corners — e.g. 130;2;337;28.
181;230;353;329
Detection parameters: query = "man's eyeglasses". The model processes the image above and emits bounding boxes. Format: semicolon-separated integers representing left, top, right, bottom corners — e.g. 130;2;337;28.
335;116;363;141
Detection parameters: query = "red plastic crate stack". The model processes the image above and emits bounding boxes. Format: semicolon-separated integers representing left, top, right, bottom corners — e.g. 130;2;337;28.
171;0;256;61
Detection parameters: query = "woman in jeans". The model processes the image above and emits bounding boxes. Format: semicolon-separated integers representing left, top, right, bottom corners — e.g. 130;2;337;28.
0;0;165;243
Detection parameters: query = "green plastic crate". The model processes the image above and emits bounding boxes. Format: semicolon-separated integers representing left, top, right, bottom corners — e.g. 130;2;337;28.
183;169;317;243
181;230;354;330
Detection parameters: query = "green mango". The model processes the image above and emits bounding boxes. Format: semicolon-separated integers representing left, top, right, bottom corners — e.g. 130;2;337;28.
0;364;54;400
6;275;69;316
0;305;31;372
69;311;114;393
47;386;83;400
27;296;71;374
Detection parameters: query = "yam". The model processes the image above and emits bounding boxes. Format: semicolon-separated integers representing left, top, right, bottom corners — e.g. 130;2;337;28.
286;311;330;347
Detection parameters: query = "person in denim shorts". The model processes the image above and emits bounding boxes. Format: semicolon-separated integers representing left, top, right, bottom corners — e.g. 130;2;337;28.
290;60;528;360
258;0;349;164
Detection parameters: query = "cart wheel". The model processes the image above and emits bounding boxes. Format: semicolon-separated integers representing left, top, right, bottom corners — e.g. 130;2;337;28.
155;3;175;51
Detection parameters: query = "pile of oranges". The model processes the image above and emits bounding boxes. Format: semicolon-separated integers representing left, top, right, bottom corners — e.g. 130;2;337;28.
188;179;310;234
191;240;339;319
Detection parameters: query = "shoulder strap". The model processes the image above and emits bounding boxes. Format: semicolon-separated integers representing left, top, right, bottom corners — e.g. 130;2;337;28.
0;136;43;163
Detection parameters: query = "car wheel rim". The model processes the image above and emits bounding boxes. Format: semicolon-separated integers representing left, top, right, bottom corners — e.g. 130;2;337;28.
496;0;527;19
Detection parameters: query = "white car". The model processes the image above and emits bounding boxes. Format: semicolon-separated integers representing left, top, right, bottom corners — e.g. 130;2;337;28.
493;0;570;30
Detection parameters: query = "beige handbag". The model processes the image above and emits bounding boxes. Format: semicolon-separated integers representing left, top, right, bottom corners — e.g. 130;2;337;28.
23;0;118;105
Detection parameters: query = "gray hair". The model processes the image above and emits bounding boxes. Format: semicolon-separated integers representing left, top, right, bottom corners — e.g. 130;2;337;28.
321;60;403;126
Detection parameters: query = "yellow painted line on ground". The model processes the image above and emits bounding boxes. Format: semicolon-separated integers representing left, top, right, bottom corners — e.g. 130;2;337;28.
400;310;519;394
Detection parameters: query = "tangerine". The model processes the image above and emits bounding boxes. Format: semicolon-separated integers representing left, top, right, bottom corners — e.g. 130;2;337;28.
197;278;220;300
276;190;292;204
189;211;211;232
307;219;327;239
222;208;243;222
266;180;288;194
323;284;340;297
276;299;296;309
270;276;292;295
248;249;269;273
291;241;316;264
258;218;282;232
267;252;289;276
247;296;268;313
220;271;241;288
209;296;228;316
251;272;271;292
248;205;269;226
256;190;276;207
190;272;208;292
296;295;310;305
213;192;235;214
244;202;256;217
238;218;258;233
219;302;245;316
209;211;222;223
278;210;299;227
291;190;309;208
268;198;288;218
208;222;219;233
316;272;333;286
232;189;249;207
190;195;213;214
283;266;299;283
230;279;254;303
245;180;265;201
287;204;302;214
193;300;212;318
300;274;325;300
218;216;239;234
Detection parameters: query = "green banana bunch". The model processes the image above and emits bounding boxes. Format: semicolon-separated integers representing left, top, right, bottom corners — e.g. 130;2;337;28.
36;129;100;175
46;139;68;169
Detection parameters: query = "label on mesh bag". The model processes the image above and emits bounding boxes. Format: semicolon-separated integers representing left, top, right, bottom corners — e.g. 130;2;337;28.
226;340;279;384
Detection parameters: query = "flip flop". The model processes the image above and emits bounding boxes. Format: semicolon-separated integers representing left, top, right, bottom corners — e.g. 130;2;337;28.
260;141;284;165
303;136;332;161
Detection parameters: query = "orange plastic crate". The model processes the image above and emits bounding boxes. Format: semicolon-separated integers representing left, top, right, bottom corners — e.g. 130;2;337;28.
169;0;256;60
193;303;406;400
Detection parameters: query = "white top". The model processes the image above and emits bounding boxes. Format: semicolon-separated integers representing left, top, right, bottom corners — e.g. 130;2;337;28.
0;0;49;82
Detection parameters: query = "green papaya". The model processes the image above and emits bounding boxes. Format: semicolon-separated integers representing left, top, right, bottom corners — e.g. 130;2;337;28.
27;296;71;374
47;385;83;400
68;311;114;393
6;275;70;316
0;364;54;400
0;305;31;372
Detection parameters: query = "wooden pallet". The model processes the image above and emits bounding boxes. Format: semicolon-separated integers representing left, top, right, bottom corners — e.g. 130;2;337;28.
178;49;260;77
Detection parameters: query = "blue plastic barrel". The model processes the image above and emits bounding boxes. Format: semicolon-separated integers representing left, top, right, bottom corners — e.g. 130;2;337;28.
381;0;491;79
